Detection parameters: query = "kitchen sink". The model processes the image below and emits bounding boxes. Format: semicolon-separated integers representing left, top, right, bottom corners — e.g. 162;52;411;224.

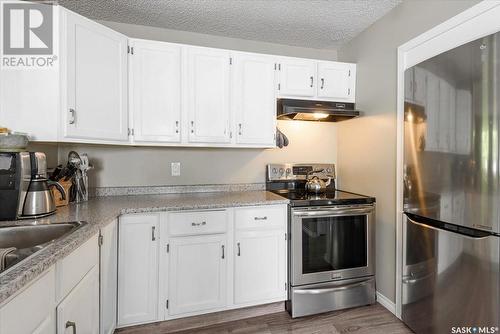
0;221;86;274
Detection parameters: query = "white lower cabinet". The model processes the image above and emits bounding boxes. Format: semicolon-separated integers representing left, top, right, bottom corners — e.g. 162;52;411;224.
57;265;100;334
234;229;286;304
117;214;160;327
100;220;118;334
117;205;287;328
0;268;56;334
0;234;100;334
168;235;227;315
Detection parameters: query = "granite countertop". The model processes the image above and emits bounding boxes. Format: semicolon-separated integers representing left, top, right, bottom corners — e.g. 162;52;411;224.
0;190;288;305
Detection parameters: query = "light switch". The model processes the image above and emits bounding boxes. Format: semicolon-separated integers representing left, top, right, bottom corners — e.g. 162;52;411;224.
171;162;181;176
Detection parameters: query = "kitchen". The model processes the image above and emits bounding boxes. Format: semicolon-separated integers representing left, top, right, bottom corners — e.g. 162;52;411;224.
0;1;498;333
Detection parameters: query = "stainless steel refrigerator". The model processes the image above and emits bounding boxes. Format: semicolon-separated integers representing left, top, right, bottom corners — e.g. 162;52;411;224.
402;31;499;333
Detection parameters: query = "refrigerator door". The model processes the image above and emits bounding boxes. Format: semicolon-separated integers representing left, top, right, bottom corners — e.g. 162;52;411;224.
402;214;499;334
403;31;500;234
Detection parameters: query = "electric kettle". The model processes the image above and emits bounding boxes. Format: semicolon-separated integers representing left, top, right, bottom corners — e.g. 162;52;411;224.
21;152;65;218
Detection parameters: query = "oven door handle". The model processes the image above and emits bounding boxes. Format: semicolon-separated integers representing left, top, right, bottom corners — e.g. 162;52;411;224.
294;280;371;295
293;207;374;217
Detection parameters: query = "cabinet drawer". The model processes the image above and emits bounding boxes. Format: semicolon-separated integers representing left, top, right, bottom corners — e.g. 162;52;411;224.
168;210;228;236
235;206;286;230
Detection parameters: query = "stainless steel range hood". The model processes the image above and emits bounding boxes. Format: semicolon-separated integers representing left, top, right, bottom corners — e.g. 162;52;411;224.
277;99;360;122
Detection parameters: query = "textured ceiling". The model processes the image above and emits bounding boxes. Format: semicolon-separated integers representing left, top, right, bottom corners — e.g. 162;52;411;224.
58;0;402;49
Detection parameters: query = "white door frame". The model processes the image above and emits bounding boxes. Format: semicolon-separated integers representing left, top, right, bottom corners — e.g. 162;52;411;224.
395;0;500;318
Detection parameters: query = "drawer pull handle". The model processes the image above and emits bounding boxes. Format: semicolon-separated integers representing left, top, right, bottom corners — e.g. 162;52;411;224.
222;245;225;259
152;226;156;241
254;216;268;221
66;321;77;334
237;242;241;256
191;221;207;227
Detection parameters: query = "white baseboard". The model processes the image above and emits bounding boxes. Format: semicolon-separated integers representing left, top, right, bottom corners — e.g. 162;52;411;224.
376;291;396;315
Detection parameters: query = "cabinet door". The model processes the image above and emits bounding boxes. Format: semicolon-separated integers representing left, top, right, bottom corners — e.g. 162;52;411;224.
56;266;99;334
0;268;56;334
64;10;128;142
118;214;159;326
317;62;355;102
233;52;276;146
278;58;316;97
186;47;231;143
130;40;181;143
234;230;286;305
100;220;118;334
169;235;227;315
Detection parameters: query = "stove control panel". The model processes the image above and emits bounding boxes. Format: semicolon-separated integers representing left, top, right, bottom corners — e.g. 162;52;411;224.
267;163;335;181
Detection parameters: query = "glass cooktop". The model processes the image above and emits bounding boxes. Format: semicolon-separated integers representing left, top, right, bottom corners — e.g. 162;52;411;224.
271;189;376;207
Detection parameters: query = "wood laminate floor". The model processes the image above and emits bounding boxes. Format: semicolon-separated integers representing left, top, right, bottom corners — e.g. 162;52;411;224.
117;303;413;334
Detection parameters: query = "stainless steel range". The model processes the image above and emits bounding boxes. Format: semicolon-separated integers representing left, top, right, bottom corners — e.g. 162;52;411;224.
266;163;376;318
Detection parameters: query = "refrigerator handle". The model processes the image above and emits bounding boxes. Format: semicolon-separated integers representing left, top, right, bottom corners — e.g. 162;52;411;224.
405;213;493;239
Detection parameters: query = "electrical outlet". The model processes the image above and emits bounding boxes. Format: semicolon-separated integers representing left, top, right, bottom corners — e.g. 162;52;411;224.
171;162;181;176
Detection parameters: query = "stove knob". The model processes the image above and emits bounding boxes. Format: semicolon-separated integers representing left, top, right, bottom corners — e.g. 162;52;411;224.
286;168;291;175
272;168;278;174
326;168;332;174
279;168;284;175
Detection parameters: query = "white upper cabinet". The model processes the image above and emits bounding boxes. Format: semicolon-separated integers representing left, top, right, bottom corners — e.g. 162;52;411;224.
232;52;277;146
118;214;159;327
278;58;316;97
186;47;231;143
317;62;356;102
129;39;182;143
278;58;356;103
63;10;128;142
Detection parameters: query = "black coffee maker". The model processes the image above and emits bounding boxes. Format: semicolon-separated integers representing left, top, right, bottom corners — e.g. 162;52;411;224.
0;152;65;220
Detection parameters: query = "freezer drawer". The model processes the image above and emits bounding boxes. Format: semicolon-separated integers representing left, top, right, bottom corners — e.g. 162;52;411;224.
288;276;375;318
402;214;500;334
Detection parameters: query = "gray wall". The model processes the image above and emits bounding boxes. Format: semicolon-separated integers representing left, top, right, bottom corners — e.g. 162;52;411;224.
336;0;480;303
57;121;337;187
52;21;339;188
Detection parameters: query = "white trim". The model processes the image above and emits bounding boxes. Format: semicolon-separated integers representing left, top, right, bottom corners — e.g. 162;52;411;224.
395;0;500;320
376;291;396;315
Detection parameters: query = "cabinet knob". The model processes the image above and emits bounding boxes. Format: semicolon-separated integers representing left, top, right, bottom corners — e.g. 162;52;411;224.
66;321;77;334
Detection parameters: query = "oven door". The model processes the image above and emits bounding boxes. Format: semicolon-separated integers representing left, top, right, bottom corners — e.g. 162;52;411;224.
291;205;375;286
